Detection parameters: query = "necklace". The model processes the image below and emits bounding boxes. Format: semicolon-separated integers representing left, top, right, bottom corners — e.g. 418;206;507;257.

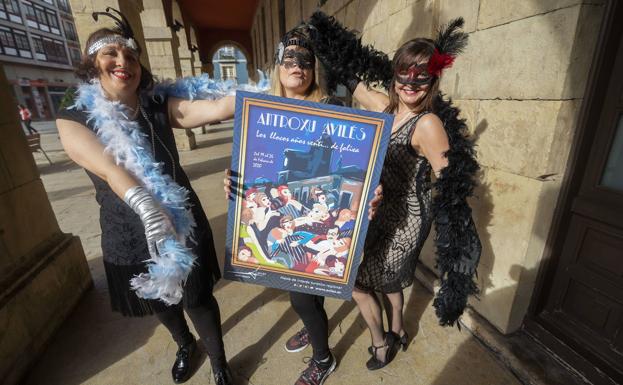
129;106;140;120
139;105;177;182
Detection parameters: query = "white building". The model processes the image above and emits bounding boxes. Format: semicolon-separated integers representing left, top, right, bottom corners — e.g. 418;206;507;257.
0;0;80;120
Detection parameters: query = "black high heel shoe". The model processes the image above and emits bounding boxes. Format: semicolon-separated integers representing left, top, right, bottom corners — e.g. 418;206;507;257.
368;331;410;354
399;331;410;351
366;332;400;371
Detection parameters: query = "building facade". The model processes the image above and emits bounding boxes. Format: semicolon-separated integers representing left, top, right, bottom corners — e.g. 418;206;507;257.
252;1;622;384
0;0;80;120
213;45;249;84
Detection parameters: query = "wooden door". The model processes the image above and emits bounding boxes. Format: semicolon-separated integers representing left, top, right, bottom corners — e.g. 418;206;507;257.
530;4;623;383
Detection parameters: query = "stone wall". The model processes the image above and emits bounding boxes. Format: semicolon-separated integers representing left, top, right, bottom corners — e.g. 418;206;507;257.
0;67;91;385
259;0;607;334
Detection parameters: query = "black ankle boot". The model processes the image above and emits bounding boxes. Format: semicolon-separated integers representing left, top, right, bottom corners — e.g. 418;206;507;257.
172;339;197;383
213;362;233;385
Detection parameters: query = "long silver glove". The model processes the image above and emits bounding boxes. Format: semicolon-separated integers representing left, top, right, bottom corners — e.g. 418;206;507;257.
124;186;176;259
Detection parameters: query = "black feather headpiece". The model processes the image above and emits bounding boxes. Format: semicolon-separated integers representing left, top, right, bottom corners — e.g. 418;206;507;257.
427;18;468;77
87;8;139;56
435;18;468;57
92;7;135;39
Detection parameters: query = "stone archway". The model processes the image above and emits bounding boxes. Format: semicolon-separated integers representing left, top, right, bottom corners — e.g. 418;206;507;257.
208;40;256;83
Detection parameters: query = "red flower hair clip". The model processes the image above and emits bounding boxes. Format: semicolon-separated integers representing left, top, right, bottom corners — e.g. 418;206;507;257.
427;48;455;77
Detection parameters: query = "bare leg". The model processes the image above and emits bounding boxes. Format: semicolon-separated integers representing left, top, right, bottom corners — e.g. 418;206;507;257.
352;288;388;361
384;291;405;336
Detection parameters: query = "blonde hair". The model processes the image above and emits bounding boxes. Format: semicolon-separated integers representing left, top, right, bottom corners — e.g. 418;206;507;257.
269;62;327;102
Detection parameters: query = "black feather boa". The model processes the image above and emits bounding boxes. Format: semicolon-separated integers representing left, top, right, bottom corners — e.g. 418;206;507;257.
308;11;393;91
431;95;481;327
308;11;481;327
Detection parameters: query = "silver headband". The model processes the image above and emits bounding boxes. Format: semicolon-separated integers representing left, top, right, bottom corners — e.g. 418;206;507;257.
87;35;138;56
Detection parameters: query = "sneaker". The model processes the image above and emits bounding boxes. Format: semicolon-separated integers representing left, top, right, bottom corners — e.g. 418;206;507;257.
285;327;310;353
294;353;337;385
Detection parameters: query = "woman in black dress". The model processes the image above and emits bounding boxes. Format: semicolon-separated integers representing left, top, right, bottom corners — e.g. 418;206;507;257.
56;9;234;385
307;13;481;370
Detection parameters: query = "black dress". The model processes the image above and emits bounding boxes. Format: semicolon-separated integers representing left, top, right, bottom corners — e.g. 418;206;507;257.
57;93;221;316
355;112;434;293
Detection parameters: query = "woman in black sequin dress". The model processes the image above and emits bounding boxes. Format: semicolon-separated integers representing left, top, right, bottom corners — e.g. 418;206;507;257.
56;13;235;384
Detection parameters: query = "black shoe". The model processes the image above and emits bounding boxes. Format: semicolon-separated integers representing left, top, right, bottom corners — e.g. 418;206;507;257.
368;330;410;354
172;339;197;383
213;363;233;385
399;331;410;351
366;332;400;371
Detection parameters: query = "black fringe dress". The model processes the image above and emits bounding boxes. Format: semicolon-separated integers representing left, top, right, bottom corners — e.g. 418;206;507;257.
57;94;221;316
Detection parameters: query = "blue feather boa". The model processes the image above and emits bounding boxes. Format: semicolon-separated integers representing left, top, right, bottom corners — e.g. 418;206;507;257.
154;71;269;100
71;74;268;305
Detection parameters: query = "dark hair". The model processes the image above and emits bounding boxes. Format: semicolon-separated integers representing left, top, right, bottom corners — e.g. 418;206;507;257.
385;38;440;114
76;28;154;90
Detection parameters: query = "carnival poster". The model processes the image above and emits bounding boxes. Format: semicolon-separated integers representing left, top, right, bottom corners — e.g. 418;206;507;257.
224;91;393;299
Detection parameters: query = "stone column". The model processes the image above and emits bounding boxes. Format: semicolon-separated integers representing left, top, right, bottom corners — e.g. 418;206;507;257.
172;1;193;77
69;0;151;71
202;62;214;77
140;1;180;79
141;0;195;150
0;67;91;385
189;27;202;76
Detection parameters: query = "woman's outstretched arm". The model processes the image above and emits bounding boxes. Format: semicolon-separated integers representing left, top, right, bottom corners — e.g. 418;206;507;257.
57;118;138;198
351;83;389;113
168;96;235;129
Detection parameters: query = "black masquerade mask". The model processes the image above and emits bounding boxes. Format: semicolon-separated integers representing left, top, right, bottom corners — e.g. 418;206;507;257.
276;35;316;70
395;18;468;87
280;48;315;70
395;63;432;86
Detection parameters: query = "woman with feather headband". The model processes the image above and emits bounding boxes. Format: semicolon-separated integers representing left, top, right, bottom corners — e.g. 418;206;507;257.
306;12;482;370
54;8;252;385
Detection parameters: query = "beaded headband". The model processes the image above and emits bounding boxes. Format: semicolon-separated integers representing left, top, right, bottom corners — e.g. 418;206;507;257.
87;35;138;56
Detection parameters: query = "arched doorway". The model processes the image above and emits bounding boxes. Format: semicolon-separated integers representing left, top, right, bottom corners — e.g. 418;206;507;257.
210;41;252;84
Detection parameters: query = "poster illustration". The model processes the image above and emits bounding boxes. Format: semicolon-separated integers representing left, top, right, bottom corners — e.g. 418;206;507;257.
224;91;393;299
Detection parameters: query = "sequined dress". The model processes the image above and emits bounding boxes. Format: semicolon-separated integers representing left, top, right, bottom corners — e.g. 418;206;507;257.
355;112;434;293
57;94;220;316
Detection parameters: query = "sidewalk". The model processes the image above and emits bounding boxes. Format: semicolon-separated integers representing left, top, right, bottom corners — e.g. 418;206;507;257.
24;124;522;385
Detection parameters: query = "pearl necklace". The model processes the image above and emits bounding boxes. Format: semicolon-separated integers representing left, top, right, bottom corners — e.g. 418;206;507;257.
139;105;177;182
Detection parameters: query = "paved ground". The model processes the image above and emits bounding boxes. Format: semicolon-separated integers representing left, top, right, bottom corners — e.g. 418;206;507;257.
23;120;522;385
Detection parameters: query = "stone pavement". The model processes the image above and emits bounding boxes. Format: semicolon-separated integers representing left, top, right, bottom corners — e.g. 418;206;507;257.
23;122;522;385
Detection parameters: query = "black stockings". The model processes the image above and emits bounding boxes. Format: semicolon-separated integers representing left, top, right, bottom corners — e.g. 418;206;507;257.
289;292;330;361
155;294;226;367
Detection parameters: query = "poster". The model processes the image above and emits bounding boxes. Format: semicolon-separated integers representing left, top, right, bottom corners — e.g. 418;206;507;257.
224;91;393;299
